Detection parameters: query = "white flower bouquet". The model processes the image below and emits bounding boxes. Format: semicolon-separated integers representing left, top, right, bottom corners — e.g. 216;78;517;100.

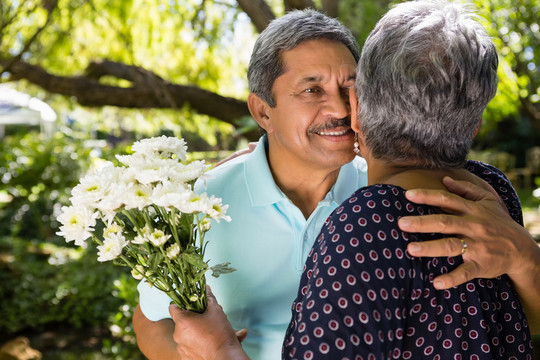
56;136;234;312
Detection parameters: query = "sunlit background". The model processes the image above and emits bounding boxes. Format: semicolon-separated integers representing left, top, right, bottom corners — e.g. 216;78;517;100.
0;0;539;359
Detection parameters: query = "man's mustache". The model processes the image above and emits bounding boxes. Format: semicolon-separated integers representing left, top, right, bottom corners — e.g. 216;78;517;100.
310;116;351;132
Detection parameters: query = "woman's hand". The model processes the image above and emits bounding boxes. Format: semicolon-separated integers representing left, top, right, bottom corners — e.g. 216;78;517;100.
399;176;540;332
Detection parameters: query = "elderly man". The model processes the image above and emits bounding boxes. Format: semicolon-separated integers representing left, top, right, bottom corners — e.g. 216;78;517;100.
133;8;540;360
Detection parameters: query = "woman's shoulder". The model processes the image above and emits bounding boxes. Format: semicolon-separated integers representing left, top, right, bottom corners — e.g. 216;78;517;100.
465;159;523;225
328;184;433;236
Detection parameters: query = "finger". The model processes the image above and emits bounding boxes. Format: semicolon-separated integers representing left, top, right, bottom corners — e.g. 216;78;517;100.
407;237;465;258
404;188;470;214
399;214;466;235
235;329;248;343
441;176;489;201
205;285;224;311
169;303;185;321
431;262;477;289
206;285;216;301
443;176;509;213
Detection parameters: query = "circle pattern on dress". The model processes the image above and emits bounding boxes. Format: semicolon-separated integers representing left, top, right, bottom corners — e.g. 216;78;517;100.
283;161;533;360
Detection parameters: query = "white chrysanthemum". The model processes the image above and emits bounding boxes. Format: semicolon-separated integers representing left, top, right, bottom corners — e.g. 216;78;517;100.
176;192;211;214
205;196;231;223
117;152;176;170
124;183;154;210
166;243;180;259
103;222;124;238
199;218;212;232
92;166;131;213
169;161;210;184
70;173;108;209
130;136;187;161
152;182;192;209
131;265;146;280
149;229;171;247
56;206;98;247
132;225;152;244
135;164;179;185
97;231;128;262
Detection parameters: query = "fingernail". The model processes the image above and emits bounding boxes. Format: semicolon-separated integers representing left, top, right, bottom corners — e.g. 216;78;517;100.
408;243;420;253
406;190;417;197
399;218;411;227
433;279;444;289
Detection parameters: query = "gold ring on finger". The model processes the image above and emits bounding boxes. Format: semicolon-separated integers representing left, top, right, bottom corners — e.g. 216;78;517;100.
460;239;468;255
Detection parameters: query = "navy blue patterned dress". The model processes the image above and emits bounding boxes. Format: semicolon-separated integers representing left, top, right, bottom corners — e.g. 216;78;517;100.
283;161;533;359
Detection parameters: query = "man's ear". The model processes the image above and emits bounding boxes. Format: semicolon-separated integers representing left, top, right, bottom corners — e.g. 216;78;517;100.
248;93;273;134
473;118;482;138
349;87;360;133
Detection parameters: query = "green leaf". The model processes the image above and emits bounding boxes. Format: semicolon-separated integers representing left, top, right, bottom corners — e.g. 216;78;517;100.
181;252;208;269
210;262;236;278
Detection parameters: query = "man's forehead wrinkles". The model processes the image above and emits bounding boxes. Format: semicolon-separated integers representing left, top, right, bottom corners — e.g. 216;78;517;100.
293;72;355;87
297;75;324;85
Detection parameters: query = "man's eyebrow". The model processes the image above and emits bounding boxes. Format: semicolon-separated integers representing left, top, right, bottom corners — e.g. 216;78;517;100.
295;75;324;86
294;73;356;87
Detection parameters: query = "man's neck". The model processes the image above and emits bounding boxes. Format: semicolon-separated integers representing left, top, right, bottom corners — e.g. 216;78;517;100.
267;150;341;219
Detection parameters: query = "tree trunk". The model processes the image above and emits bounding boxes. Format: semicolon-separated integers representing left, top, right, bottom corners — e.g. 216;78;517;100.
236;0;276;33
321;0;339;18
284;0;316;12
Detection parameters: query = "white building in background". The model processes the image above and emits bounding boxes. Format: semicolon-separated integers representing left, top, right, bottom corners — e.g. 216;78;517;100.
0;86;57;139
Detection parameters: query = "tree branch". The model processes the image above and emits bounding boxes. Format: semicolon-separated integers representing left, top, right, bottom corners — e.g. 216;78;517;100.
1;1;58;75
284;0;316;12
321;0;339;18
4;59;251;126
236;0;275;33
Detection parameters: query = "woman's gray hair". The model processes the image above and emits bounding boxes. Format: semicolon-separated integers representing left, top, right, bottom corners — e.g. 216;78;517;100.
356;0;498;169
248;9;360;107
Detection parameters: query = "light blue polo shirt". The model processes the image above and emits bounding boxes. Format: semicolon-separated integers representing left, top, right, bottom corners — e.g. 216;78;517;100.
138;136;367;360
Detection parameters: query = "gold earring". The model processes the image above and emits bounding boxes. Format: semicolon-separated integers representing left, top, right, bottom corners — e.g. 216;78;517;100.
354;133;361;155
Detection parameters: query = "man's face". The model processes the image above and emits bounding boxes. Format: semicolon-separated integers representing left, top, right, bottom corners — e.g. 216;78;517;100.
264;39;357;172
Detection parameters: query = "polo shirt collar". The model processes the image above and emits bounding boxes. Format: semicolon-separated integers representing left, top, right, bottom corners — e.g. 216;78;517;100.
244;136;285;207
244;136;366;208
329;156;366;206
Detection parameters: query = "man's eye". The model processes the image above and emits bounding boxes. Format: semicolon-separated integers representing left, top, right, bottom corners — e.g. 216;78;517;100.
304;88;322;94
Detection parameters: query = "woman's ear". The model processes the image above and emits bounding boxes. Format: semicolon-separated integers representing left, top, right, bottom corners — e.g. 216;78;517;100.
248;93;273;134
473;118;482;138
349;87;360;133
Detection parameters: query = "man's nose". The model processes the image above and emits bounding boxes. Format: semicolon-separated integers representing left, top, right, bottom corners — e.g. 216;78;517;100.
322;90;350;119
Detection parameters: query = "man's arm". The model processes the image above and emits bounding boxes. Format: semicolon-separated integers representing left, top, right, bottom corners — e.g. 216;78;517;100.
133;304;182;359
398;176;540;333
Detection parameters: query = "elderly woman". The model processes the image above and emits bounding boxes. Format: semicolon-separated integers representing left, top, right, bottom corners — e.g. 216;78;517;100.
283;1;533;358
166;1;534;359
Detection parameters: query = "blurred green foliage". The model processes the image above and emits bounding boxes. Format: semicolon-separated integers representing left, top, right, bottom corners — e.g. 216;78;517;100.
0;238;124;334
0;130;142;357
0;131;90;242
101;274;146;360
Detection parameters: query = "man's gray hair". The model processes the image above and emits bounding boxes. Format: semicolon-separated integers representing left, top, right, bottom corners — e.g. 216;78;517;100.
248;9;360;107
356;0;498;168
